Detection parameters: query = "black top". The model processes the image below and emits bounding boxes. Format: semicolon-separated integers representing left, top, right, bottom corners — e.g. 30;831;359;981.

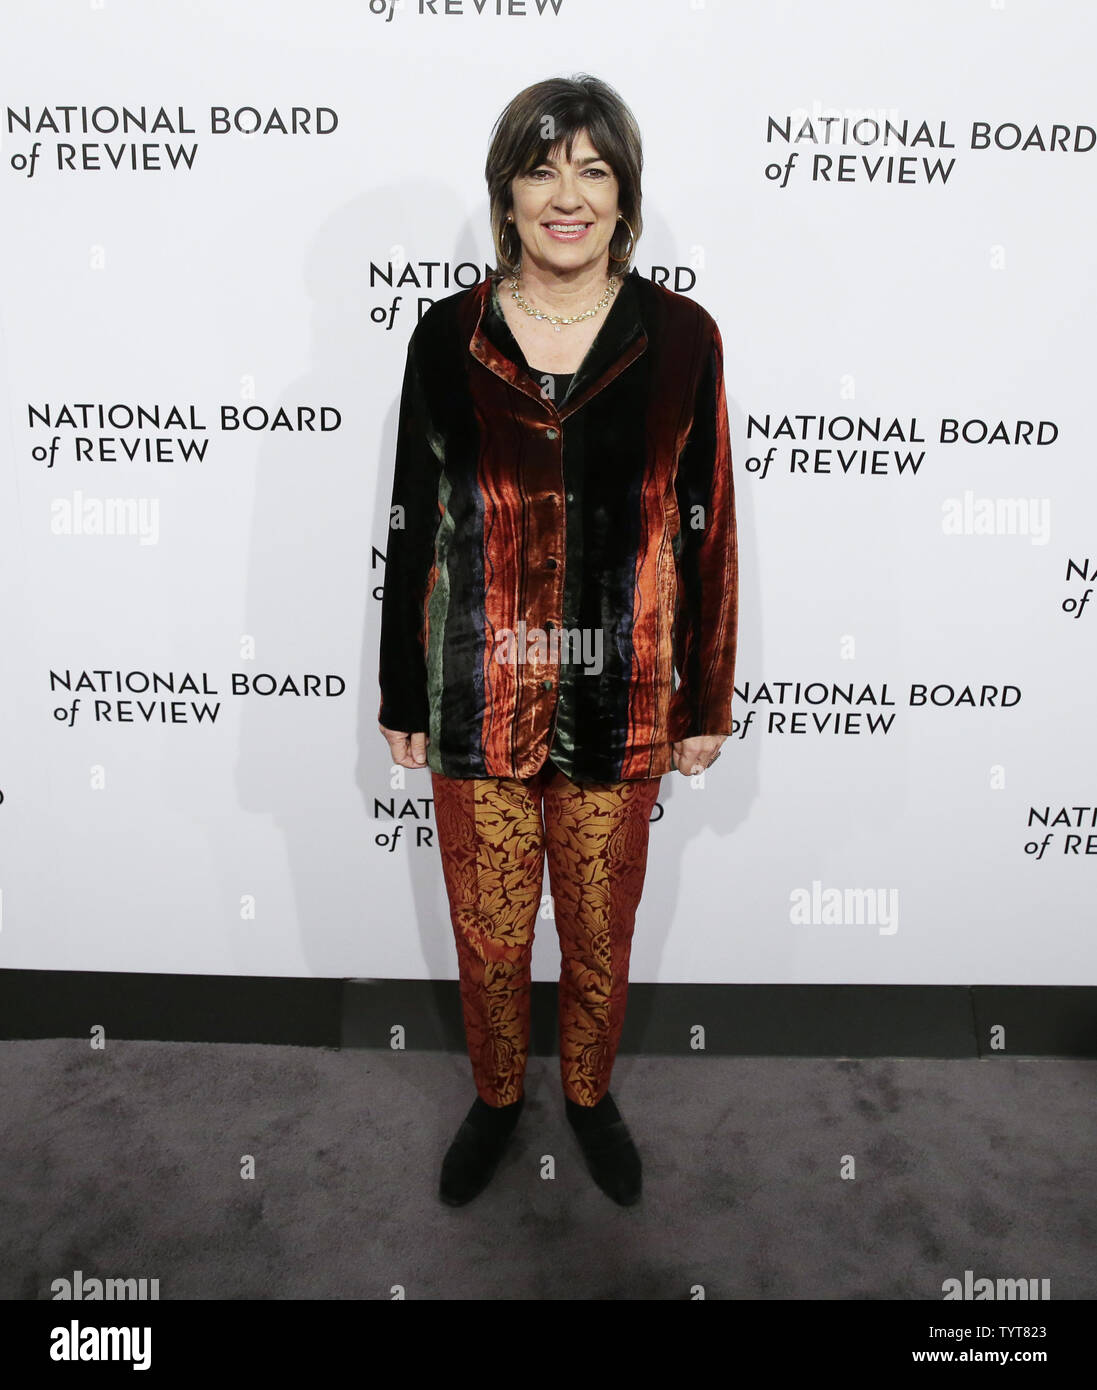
529;368;573;406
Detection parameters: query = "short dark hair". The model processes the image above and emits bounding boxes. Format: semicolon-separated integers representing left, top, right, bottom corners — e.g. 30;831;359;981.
485;74;643;280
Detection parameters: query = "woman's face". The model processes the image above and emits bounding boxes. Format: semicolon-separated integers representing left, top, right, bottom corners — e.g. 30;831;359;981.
508;127;620;278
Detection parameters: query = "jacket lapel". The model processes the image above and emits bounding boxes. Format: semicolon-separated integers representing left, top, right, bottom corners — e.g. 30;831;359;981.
468;267;648;417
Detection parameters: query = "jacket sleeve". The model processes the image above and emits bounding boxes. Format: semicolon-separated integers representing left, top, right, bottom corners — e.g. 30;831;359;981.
377;331;443;733
669;317;739;740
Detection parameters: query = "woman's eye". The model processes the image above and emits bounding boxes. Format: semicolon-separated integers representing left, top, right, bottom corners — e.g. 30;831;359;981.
524;165;611;181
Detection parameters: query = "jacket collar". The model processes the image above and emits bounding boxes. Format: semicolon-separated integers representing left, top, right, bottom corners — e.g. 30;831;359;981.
468;267;648;419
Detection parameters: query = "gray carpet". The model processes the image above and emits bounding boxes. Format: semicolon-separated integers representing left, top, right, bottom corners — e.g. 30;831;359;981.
3;1040;1093;1299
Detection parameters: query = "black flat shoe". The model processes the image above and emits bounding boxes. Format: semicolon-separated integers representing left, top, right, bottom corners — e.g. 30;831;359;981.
566;1094;642;1207
439;1095;524;1206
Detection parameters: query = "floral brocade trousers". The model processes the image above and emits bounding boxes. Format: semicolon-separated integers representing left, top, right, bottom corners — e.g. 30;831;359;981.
430;757;663;1108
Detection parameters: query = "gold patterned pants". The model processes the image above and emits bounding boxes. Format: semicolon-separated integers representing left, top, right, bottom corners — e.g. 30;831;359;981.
430;757;662;1108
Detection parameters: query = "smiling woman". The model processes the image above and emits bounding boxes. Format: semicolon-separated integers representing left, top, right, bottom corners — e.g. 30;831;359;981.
498;129;626;372
485;81;643;373
377;73;739;1211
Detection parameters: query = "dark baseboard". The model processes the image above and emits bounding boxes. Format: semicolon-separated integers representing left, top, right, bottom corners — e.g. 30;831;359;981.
1;970;1095;1057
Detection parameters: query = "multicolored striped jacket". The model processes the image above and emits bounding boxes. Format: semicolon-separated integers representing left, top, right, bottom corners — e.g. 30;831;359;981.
377;266;738;781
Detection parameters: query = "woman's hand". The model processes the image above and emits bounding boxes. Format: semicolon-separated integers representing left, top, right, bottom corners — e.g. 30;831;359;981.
380;725;429;768
671;734;727;777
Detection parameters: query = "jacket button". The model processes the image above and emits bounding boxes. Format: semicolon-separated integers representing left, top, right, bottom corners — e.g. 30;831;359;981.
545;557;558;570
565;492;575;503
545;427;559;440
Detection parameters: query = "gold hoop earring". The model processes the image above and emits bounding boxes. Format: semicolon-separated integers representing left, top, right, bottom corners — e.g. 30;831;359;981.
502;216;521;274
609;214;635;267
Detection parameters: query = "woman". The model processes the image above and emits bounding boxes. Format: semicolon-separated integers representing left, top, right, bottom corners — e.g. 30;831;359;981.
378;74;738;1208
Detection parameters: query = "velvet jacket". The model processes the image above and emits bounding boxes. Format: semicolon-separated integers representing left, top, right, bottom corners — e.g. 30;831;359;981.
377;266;738;782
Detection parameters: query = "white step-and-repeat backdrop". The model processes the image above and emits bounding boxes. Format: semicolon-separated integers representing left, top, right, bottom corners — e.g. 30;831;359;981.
1;0;1093;985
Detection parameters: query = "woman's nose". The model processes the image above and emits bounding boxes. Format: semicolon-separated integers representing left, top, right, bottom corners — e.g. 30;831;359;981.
553;172;583;208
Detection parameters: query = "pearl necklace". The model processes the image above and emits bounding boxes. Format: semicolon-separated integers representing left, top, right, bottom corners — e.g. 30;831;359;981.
507;274;618;332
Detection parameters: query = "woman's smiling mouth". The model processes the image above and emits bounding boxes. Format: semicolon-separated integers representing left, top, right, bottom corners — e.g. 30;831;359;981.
543;221;592;239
